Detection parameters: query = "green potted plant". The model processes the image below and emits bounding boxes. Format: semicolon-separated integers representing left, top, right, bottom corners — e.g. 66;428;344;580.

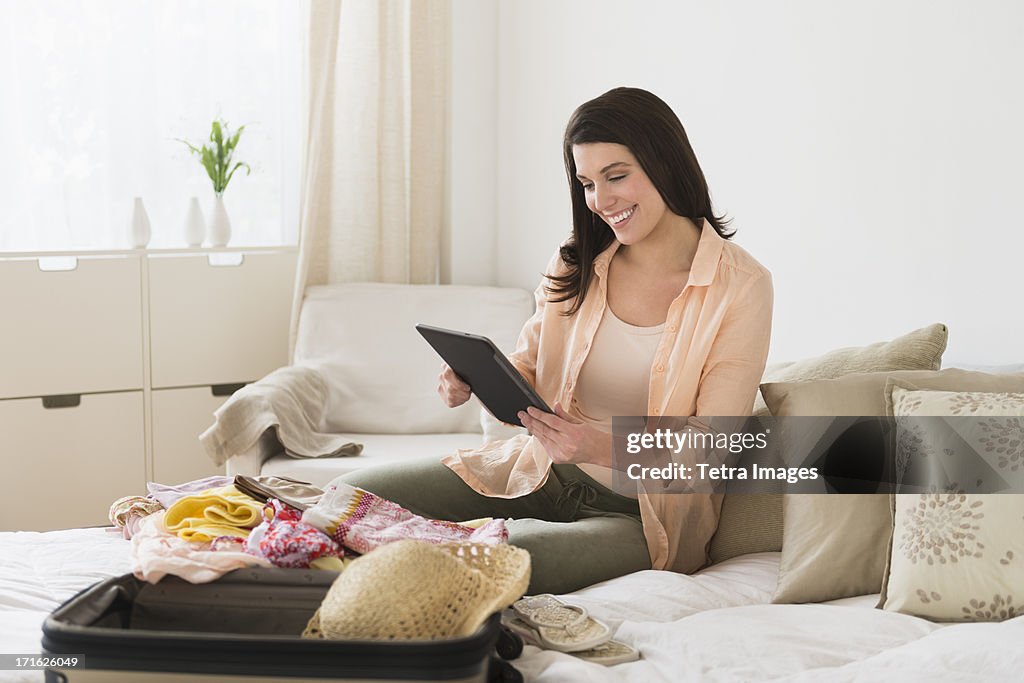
178;119;250;247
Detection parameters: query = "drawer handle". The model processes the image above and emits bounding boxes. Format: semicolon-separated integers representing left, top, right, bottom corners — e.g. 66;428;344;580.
42;394;82;409
37;256;79;271
208;253;245;267
211;383;247;397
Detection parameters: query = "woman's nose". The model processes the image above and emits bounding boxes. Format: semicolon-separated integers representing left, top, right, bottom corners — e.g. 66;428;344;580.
593;185;615;212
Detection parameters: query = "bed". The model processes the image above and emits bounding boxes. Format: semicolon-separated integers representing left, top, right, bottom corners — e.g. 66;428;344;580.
3;528;1022;682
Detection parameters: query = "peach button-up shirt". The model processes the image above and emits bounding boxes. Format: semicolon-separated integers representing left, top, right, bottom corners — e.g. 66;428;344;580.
443;226;773;574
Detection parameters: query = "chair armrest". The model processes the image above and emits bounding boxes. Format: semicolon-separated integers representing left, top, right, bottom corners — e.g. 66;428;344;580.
225;428;284;477
201;364;334;469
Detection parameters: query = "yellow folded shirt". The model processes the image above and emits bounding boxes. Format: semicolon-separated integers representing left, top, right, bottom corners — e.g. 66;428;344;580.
163;485;264;543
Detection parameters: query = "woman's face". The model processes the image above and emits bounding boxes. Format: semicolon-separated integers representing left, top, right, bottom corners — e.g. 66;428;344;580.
572;142;669;246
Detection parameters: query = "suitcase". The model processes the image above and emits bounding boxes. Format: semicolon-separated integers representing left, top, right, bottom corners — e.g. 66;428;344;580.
41;567;513;683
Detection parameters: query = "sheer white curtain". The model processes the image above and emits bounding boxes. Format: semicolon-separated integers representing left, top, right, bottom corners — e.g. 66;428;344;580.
290;0;450;354
0;0;305;252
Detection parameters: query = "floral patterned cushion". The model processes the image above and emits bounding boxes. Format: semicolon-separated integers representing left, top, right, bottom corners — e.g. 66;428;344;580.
882;388;1024;621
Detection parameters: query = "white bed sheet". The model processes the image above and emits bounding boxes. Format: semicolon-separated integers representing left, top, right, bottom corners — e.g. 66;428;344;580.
2;531;1022;682
0;528;131;683
515;553;1024;682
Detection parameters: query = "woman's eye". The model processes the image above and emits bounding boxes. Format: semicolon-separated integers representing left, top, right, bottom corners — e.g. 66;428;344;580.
609;175;626;183
581;183;594;191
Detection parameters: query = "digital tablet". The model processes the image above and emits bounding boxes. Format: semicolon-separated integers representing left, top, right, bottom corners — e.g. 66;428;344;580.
416;323;553;428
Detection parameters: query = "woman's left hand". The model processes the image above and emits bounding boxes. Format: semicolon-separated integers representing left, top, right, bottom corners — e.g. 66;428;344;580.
518;403;613;467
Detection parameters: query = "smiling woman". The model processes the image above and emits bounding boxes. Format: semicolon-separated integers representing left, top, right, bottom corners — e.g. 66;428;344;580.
343;87;774;594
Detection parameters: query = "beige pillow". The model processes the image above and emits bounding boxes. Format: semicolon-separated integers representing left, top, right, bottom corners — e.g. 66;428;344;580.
753;323;948;416
708;494;783;564
762;367;1024;418
882;389;1024;621
713;324;947;564
773;493;892;603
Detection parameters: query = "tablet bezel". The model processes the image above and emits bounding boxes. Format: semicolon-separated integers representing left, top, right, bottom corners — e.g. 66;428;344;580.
415;323;553;428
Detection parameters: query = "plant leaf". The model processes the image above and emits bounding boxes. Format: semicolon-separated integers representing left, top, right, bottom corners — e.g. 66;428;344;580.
175;138;203;156
181;119;249;194
223;161;251;190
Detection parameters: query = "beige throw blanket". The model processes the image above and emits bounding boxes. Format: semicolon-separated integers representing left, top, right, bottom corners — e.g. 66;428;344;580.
200;365;363;466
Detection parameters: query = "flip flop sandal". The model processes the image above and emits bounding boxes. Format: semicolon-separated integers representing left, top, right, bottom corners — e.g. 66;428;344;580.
502;611;612;654
513;594;589;629
573;639;640;666
501;614;637;665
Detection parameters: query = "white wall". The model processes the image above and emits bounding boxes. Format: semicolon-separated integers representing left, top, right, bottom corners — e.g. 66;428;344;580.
445;0;499;285
450;0;1024;364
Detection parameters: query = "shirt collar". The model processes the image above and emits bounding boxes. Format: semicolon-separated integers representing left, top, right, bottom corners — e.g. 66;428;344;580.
688;221;725;287
592;219;725;285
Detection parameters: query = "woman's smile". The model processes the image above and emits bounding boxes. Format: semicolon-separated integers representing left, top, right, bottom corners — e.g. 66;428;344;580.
606;205;637;227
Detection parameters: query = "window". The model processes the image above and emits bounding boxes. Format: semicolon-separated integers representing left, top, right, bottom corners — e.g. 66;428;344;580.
0;0;306;252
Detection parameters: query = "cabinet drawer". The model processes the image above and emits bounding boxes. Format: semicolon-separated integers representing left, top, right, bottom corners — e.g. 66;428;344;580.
0;391;145;531
0;256;144;399
148;252;295;388
151;386;235;485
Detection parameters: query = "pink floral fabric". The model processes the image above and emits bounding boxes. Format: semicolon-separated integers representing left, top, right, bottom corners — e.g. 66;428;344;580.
248;500;343;569
301;482;508;555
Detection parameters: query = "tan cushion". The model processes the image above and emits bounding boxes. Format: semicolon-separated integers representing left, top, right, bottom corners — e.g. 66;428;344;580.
762;367;1024;418
708;494;783;564
712;324;947;564
881;388;1024;621
773;493;891;603
754;323;948;416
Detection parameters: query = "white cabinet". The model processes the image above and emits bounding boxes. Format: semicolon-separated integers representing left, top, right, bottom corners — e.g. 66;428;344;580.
148;253;294;388
0;248;296;532
151;386;234;485
0;392;145;531
0;255;143;398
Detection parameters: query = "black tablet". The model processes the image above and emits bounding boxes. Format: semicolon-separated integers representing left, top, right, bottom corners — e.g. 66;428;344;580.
416;323;553;428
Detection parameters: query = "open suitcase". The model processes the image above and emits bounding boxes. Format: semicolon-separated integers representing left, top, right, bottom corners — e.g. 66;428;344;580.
41;567;517;683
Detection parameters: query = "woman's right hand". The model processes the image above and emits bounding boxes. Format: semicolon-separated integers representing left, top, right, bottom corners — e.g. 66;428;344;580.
437;364;472;408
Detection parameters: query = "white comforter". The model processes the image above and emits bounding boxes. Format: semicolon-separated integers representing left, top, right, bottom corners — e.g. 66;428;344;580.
0;528;132;683
1;530;1022;682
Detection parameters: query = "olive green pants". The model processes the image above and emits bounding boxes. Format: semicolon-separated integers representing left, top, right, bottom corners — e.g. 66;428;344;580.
338;457;651;594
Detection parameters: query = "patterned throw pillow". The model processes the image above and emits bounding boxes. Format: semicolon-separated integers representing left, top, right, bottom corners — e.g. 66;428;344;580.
882;388;1024;621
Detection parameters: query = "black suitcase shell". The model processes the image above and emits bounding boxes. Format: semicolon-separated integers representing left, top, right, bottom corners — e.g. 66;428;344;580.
41;568;501;682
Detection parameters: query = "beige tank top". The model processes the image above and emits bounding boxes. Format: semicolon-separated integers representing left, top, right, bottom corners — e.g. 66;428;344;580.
573;305;664;494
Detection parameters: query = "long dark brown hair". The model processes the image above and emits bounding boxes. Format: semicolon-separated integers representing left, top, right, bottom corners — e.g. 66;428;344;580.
547;87;733;315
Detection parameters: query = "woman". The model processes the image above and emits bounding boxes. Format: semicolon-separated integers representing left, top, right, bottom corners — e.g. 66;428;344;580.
342;87;772;594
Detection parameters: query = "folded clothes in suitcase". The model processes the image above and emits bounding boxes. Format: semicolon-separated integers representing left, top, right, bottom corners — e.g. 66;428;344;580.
41;567;505;683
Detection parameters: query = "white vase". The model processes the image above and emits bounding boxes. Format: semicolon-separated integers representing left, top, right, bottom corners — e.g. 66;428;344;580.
184;197;205;247
129;197;151;248
208;194;232;247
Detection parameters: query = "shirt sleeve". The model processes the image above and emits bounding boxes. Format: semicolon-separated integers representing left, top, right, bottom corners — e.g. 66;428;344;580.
695;271;774;417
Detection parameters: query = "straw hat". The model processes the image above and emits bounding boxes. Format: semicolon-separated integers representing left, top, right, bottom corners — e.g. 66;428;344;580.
303;540;531;640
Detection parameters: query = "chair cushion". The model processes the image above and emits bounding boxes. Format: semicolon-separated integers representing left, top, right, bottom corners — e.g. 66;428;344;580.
295;283;533;435
260;433;485;489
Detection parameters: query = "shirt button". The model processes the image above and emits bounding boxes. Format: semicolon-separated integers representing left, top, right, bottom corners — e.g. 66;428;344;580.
653;408;661;415
656;364;665;373
668;324;677;332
